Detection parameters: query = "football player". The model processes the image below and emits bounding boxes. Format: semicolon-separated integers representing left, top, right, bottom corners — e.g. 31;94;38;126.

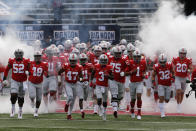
58;53;83;120
91;54;113;120
125;50;147;120
28;51;48;117
172;48;192;113
78;53;94;118
109;46;127;118
152;54;174;118
42;47;60;112
3;49;30;119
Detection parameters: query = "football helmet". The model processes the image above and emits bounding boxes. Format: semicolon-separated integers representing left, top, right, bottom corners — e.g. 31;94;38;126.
106;42;111;49
120;45;126;52
14;49;24;60
69;53;78;66
133;50;141;63
79;53;88;65
54;47;60;56
79;43;87;53
99;54;108;65
120;39;127;45
159;53;167;66
100;42;108;53
179;47;187;59
75;43;81;49
113;46;122;59
58;45;64;53
64;40;73;51
34;51;42;63
73;37;80;44
45;47;53;57
72;48;80;56
94;45;102;57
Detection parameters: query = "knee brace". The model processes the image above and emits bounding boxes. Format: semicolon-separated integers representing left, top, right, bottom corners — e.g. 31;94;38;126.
103;102;107;108
10;93;18;104
18;97;24;107
97;98;102;106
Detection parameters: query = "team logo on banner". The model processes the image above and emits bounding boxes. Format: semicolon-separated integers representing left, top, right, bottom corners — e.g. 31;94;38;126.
16;31;44;41
54;30;79;40
89;31;115;41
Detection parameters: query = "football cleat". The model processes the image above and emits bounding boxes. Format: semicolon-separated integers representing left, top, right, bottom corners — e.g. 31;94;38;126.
137;115;141;120
81;112;85;119
102;112;106;121
10;108;15;118
67;115;72;120
34;110;38;117
64;104;69;113
161;112;165;118
113;111;118;118
18;111;22;119
131;113;135;118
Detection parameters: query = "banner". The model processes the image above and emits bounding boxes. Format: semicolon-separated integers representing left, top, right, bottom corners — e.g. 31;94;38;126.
15;31;44;41
0;24;120;45
53;30;79;40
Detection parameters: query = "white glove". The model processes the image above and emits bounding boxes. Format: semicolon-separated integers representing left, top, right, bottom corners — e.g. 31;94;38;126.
25;71;29;75
23;81;28;91
58;76;61;83
79;78;83;82
120;72;125;77
2;80;8;87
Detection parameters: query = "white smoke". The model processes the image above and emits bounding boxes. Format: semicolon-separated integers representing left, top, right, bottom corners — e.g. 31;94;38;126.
139;0;196;114
0;29;34;66
139;0;196;62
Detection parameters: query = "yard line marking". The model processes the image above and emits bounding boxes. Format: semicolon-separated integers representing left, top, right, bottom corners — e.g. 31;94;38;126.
0;117;196;125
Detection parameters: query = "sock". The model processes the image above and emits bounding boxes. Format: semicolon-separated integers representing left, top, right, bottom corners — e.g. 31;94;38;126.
137;100;142;116
159;103;164;113
125;92;130;105
35;108;38;113
112;102;118;112
130;100;135;113
12;104;15;109
19;107;22;112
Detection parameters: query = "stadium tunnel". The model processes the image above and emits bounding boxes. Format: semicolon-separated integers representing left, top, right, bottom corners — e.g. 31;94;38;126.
178;0;196;16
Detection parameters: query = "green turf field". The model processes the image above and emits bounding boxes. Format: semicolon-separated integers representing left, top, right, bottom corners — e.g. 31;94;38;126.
0;113;196;131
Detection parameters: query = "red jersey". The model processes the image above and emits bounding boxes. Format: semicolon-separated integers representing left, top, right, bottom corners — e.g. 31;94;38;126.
62;63;82;84
126;60;147;82
81;63;94;81
94;64;113;87
89;53;99;65
172;57;192;78
41;53;48;62
45;56;60;76
0;63;5;73
28;61;48;84
4;58;30;82
109;57;127;83
153;62;173;86
123;55;133;66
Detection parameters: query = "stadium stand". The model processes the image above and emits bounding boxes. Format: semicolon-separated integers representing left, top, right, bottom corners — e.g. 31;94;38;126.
0;0;159;41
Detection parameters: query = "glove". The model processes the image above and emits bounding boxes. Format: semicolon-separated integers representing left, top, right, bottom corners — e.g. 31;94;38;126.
25;71;29;75
90;82;96;89
2;80;8;87
120;72;125;77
